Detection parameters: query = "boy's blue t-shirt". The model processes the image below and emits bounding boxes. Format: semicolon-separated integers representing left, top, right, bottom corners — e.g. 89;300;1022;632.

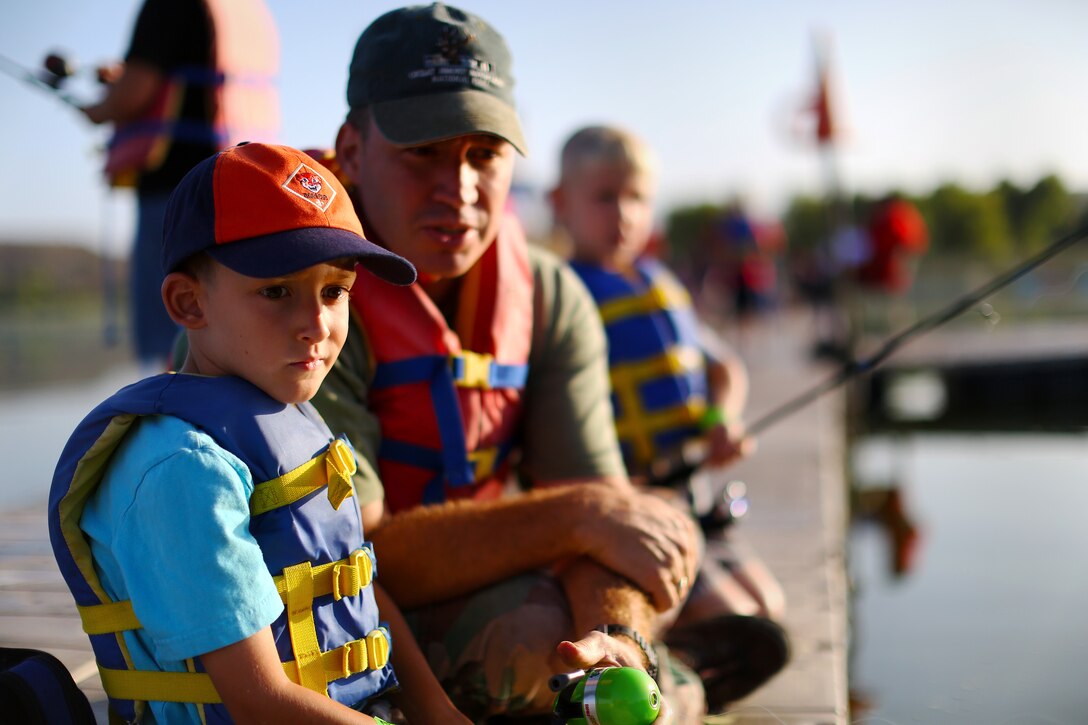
80;414;284;723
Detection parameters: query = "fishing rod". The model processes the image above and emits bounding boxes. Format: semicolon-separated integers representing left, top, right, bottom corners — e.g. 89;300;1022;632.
744;222;1088;437
0;52;84;109
650;223;1088;498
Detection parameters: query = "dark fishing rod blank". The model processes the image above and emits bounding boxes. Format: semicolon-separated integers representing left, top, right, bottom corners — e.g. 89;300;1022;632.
744;223;1088;437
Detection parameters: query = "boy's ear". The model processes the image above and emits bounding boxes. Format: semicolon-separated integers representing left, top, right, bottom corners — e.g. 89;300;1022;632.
335;121;363;183
161;272;207;329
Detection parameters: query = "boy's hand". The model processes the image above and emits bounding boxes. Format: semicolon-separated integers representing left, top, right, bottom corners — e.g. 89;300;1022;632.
705;422;756;468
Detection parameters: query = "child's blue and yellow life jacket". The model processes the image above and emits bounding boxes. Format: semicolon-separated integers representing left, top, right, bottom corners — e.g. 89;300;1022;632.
570;258;709;472
48;374;396;723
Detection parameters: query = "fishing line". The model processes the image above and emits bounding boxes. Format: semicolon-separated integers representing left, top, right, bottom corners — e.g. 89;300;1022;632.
744;223;1088;437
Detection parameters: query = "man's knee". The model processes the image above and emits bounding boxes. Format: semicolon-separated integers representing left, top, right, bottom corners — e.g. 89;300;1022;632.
410;573;574;717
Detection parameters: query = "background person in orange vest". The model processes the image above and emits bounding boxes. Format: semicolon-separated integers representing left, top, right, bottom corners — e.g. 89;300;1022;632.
312;4;703;722
851;195;930;338
81;0;279;372
856;195;929;296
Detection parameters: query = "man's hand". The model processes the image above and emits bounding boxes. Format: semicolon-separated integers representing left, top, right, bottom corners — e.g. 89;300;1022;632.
554;632;675;725
555;628;645;672
576;486;700;612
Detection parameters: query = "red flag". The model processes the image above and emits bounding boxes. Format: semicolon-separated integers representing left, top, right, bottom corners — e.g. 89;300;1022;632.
811;35;837;146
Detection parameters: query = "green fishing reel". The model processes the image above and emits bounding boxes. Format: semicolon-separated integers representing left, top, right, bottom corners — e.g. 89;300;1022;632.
550;667;661;725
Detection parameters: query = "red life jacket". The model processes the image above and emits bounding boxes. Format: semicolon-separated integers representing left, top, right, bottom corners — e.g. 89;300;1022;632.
350;216;534;513
104;0;279;187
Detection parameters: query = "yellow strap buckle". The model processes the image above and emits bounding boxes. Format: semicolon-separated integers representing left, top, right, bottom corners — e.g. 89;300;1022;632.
649;285;671;309
454;351;494;389
281;628;391;686
332;549;373;601
467;447;499;481
366;628;391;670
251;439;357;517
325;438;357;510
342;638;369;676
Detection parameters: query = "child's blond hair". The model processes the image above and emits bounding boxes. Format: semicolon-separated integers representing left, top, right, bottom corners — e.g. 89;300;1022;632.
558;125;657;186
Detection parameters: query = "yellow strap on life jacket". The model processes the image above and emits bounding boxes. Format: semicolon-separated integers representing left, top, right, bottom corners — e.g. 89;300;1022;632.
98;666;221;704
96;629;392;705
280;627;391;686
610;346;707;466
78;599;140;635
283;560;326;694
609;346;704;389
250;439;357;517
272;549;373;603
597;278;692;325
453;350;495;389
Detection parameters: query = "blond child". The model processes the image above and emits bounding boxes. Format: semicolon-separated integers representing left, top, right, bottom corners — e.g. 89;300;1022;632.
551;126;789;710
48;143;469;724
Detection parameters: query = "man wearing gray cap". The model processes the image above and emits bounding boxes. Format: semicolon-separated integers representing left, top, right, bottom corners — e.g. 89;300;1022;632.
312;4;703;722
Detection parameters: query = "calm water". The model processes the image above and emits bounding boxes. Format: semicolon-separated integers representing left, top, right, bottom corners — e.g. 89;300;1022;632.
850;434;1088;725
0;364;142;511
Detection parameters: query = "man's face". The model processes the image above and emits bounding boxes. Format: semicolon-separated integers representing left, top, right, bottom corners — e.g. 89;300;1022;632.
338;116;516;281
184;260;357;404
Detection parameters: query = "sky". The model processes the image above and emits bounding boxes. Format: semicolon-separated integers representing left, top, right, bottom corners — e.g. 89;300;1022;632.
2;0;1087;253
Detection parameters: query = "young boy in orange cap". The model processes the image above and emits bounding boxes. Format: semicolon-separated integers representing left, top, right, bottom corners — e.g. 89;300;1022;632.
48;142;469;724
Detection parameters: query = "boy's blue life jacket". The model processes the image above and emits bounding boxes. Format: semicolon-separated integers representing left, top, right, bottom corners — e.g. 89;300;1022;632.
48;374;397;723
570;258;709;472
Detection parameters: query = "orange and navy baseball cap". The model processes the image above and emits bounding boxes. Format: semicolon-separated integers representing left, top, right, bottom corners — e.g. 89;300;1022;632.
161;142;416;284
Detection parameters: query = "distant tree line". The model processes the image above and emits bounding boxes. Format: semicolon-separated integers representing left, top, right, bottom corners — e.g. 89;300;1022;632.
666;174;1087;267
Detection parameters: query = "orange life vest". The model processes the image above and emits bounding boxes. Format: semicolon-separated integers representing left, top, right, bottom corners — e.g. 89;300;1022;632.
105;0;279;187
349;216;534;513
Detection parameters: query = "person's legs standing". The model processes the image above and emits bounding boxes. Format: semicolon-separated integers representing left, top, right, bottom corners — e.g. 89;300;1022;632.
132;192;180;370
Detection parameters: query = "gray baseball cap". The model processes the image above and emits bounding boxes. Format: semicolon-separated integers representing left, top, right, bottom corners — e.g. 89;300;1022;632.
346;3;527;155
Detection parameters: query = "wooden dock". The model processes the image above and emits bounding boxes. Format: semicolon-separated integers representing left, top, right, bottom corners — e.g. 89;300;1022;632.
709;312;850;725
0;309;853;724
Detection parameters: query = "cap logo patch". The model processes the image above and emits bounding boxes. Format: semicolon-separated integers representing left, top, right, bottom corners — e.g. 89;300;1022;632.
405;25;505;91
437;26;474;62
283;163;336;211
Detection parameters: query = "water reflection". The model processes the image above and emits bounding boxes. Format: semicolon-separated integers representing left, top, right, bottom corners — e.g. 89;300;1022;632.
849;434;1088;724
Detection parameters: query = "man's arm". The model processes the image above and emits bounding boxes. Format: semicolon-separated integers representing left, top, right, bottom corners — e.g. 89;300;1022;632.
81;0;188;125
369;482;697;613
81;60;162;125
554;559;659;671
519;246;628;482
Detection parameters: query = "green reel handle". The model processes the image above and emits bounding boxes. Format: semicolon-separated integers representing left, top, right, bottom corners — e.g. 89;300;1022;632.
551;667;661;725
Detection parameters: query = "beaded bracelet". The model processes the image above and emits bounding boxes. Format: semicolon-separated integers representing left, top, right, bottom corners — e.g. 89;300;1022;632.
595;624;659;681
